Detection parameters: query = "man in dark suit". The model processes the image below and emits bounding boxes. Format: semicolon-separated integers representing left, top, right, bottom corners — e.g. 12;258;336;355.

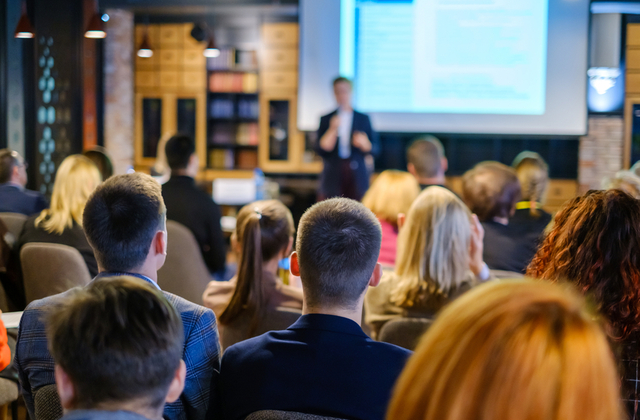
217;198;411;420
15;173;220;420
162;135;226;276
316;77;379;201
0;149;47;215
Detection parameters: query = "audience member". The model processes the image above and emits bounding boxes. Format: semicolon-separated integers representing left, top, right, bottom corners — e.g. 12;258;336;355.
217;198;411;420
362;170;420;267
462;161;532;273
15;173;220;420
406;136;448;190
0;149;47;216
386;280;621;420
365;186;489;337
526;189;640;419
0;311;10;371
14;155;101;277
83;146;114;181
151;133;173;185
47;277;185;420
162;134;226;276
605;170;640;199
202;200;302;349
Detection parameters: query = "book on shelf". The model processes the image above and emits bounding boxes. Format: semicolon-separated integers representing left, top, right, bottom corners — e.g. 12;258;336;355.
209;149;235;170
236;149;258;169
207;49;234;71
209;72;259;93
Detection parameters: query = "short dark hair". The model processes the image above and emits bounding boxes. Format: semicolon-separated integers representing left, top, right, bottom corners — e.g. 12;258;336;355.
407;137;445;178
165;134;195;171
83;173;166;272
462;161;521;221
0;149;20;184
332;76;352;88
296;198;381;308
46;276;183;409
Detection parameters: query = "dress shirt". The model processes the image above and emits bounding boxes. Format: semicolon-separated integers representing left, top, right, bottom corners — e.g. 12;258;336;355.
337;108;353;159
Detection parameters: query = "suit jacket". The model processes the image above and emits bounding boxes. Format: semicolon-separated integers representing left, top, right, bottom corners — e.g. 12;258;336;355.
15;272;221;420
0;184;48;216
217;314;411;420
162;176;226;274
316;110;379;199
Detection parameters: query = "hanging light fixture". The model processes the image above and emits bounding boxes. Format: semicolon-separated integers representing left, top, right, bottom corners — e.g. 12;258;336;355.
14;0;34;39
85;0;106;39
137;29;153;58
203;34;220;58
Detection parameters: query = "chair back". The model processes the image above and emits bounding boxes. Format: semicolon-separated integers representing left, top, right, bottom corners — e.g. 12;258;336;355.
245;410;347;420
21;243;92;304
157;220;211;304
34;384;62;420
220;306;301;351
0;213;27;246
378;317;434;351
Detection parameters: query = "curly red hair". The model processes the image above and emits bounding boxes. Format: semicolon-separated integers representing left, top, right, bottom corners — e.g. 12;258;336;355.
527;189;640;340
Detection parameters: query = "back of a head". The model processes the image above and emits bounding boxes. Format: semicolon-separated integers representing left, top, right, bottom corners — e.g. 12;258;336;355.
386;280;621;420
46;276;183;410
36;155;102;234
462;161;521;221
296;198;381;309
527;189;640;340
406;136;444;179
83;172;166;272
605;170;640;199
165;134;195;171
512;152;549;215
0;149;19;184
83;147;114;181
391;186;472;306
361;170;420;227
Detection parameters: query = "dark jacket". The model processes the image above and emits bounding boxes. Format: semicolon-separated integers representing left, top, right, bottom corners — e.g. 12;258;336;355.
217;314;411;420
162;176;226;274
0;184;48;216
316;110;379;200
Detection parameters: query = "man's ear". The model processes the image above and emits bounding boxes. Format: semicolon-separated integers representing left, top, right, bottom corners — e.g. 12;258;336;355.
441;157;449;174
397;213;406;230
290;252;300;276
368;263;382;288
55;365;76;410
165;360;186;404
407;163;417;177
154;230;167;256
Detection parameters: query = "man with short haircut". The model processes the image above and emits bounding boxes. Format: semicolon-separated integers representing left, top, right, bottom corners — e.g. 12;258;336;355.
162;134;226;276
0;149;47;215
16;173;220;420
217;198;411;420
48;277;186;420
406;136;448;190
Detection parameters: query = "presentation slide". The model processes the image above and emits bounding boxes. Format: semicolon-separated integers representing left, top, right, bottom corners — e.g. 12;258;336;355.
342;0;548;115
298;0;590;135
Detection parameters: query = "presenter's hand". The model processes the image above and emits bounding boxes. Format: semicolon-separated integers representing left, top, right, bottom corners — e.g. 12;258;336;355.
329;115;341;131
352;131;372;153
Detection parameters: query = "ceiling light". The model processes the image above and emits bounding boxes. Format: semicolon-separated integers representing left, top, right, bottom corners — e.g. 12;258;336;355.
14;1;34;39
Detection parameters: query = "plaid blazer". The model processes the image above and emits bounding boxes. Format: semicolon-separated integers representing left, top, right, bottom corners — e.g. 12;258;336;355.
620;333;640;420
15;273;221;420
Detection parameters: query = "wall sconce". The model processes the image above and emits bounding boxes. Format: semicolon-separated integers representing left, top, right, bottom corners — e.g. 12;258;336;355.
14;0;34;39
588;67;621;95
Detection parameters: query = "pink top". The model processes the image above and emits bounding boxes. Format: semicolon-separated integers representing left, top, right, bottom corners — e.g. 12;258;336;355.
378;219;398;267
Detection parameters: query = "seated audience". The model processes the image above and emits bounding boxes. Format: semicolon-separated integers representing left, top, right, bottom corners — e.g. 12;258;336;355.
83;146;114;181
462;161;532;273
15;155;101;277
526;189;640;419
406;136;448;190
15;173;220;420
0;311;10;371
202;200;303;348
0;149;47;216
217;198;411;420
47;277;186;420
362;170;420;267
386;280;621;420
162;134;226;276
365;186;489;337
605;170;640;198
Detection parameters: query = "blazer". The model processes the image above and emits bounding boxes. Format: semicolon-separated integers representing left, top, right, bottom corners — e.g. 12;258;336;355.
162;176;227;274
15;272;221;420
316;110;379;199
0;184;48;216
217;314;411;420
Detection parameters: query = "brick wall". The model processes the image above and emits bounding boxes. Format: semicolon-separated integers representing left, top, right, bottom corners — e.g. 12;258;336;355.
578;115;624;193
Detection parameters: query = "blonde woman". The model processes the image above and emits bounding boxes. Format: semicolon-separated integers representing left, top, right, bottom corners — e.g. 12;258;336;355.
15;155;102;276
362;170;420;266
605;170;640;198
364;186;489;337
386;281;621;420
